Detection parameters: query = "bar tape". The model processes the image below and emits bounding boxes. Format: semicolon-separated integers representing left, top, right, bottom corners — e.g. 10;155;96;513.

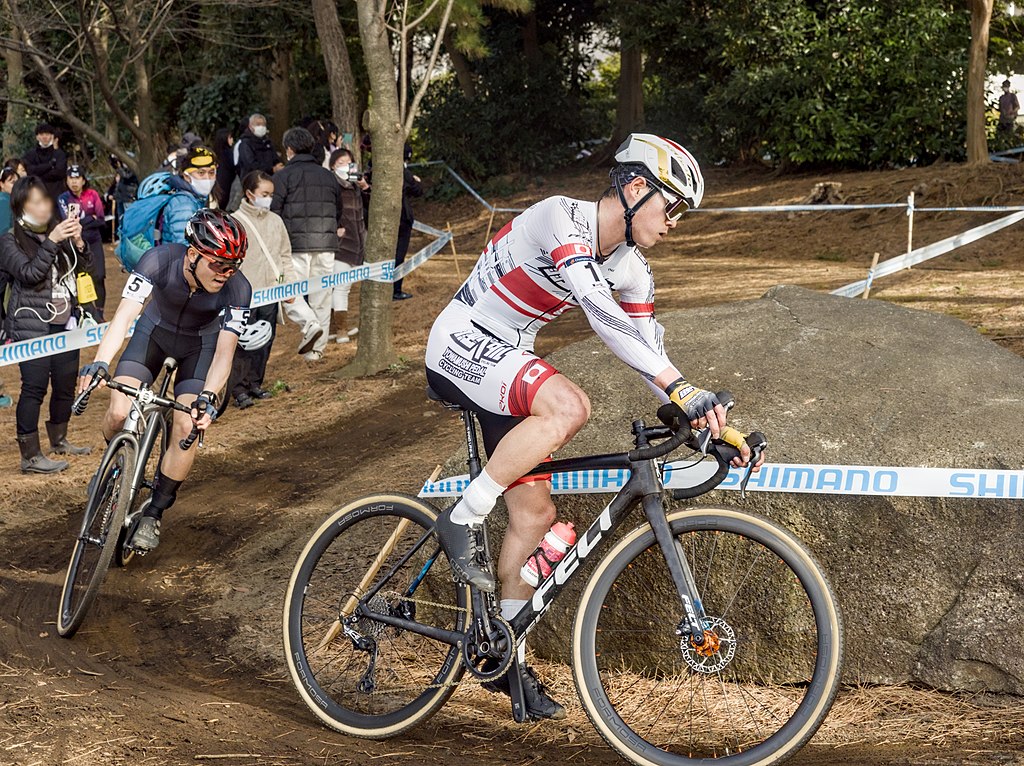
419;461;1024;500
0;221;451;367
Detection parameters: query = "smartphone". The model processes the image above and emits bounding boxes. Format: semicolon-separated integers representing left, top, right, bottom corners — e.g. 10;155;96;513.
67;202;80;219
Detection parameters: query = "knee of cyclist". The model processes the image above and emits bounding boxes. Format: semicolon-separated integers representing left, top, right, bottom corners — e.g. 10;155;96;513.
553;389;590;441
106;405;128;430
171;412;193;438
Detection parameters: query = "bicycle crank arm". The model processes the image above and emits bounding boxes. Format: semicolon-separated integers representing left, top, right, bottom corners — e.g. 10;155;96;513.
508;655;529;723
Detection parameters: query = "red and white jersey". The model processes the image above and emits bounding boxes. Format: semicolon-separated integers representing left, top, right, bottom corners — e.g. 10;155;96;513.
451;195;673;384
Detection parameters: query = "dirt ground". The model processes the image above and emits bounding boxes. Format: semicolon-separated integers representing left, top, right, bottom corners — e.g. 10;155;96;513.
3;161;1024;765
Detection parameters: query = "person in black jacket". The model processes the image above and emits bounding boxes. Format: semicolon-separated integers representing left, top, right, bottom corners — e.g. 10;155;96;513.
236;114;282;180
213;127;237;210
271;127;341;362
0;176;92;474
360;142;423;300
22;123;68;201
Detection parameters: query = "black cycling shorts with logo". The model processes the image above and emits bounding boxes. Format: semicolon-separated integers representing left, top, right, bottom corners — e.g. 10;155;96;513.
114;314;218;397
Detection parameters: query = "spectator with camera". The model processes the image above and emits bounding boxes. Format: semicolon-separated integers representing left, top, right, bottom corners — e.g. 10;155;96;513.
58;165;107;320
328;148;367;343
1;176;92;473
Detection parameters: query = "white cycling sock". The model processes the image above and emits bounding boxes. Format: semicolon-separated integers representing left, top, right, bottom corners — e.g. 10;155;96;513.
450;468;506;526
501;599;528;664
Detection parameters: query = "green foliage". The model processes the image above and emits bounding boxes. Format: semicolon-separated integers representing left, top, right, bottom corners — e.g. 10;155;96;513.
418;2;604;178
640;0;972;167
178;71;265;137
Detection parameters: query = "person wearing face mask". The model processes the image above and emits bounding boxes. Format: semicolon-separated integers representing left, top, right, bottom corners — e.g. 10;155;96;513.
0;175;92;473
236;113;282;181
228;171;320;408
154;145;218;248
58;165;107;320
270;127;342;362
22;123;68;201
328;148;367;342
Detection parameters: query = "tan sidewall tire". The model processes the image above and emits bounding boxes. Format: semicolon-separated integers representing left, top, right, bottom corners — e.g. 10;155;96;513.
572;506;843;766
283;494;467;738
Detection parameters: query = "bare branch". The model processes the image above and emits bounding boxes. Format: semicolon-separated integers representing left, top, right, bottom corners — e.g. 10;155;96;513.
403;0;455;136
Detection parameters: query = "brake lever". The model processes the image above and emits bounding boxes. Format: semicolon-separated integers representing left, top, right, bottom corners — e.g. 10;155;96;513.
737;440;768;499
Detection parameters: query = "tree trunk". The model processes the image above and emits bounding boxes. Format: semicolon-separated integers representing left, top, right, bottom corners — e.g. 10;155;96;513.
2;4;25;159
613;39;643;144
345;0;403;377
967;0;993;165
311;0;362;159
131;54;160;173
522;10;540;68
443;28;475;100
269;42;292;147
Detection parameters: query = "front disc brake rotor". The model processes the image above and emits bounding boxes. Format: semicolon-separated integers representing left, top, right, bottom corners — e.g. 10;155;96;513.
681;616;737;674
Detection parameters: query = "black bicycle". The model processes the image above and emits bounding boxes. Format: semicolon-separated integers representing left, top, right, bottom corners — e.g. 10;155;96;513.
56;358;202;638
283;390;843;766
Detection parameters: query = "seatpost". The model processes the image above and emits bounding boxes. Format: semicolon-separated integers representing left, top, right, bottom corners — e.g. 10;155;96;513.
463;411;483;480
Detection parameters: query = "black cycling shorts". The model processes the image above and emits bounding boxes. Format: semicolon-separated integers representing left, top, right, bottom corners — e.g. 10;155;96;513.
115;314;217;397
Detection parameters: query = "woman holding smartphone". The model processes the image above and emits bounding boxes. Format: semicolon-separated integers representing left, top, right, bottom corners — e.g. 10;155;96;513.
1;175;93;473
58;164;106;320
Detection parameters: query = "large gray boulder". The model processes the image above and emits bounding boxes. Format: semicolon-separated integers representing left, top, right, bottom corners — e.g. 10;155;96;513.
479;285;1024;694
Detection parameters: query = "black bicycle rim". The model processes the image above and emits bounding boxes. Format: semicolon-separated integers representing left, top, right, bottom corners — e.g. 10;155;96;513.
286;497;467;734
576;511;842;766
58;442;134;637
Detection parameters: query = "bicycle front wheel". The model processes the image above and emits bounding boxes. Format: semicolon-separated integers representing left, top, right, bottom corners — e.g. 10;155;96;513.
116;411;168;568
283;494;468;739
57;441;136;638
573;506;843;766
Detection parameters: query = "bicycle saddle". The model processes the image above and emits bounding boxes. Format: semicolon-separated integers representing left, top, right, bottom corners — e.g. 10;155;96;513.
425;385;465;412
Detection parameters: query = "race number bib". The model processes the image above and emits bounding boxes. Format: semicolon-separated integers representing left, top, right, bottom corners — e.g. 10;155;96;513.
222;306;251;336
122;273;154;303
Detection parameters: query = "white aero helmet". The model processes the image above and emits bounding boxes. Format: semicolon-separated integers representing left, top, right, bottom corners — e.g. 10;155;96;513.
614;133;704;209
237;319;274;351
611;134;704;247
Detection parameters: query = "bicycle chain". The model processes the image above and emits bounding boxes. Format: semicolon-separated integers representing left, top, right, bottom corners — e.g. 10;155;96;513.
347;590;514;692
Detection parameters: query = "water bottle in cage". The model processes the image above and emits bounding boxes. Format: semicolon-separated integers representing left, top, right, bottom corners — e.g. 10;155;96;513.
521;521;577;587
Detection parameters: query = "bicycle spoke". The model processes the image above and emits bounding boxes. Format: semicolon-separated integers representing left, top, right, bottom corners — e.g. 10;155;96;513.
587;520;831;761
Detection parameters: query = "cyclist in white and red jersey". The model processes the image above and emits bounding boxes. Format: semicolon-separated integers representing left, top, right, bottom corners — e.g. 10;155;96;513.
426;134;763;719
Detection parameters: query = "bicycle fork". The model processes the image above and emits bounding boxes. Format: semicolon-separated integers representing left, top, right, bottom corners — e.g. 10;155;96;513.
640;484;710;646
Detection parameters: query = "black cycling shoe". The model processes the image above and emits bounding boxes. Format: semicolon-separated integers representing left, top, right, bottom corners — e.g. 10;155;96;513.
482;661;567;721
130;516;161;551
433;506;495;592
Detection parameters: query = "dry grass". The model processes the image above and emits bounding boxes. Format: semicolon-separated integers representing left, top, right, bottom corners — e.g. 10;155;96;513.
444;657;1024;753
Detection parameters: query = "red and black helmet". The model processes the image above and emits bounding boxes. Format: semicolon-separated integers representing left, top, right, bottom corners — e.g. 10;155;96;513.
184;209;247;261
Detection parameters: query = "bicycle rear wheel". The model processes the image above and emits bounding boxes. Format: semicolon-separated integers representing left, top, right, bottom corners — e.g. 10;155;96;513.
573;506;843;766
283;494;468;739
56;441;136;638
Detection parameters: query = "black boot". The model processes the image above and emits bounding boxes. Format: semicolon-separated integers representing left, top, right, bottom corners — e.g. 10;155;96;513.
17;432;69;474
482;662;567;721
433;505;495;592
46;421;92;455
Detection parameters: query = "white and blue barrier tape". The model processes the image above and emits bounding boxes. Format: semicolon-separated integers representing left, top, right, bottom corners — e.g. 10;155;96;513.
830;209;1024;298
419;461;1024;500
0;220;451;367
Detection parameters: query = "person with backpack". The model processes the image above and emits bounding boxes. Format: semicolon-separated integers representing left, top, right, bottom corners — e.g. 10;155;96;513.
117;146;217;271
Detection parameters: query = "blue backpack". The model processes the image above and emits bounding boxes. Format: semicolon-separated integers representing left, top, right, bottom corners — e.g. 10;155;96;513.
115;171;175;271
